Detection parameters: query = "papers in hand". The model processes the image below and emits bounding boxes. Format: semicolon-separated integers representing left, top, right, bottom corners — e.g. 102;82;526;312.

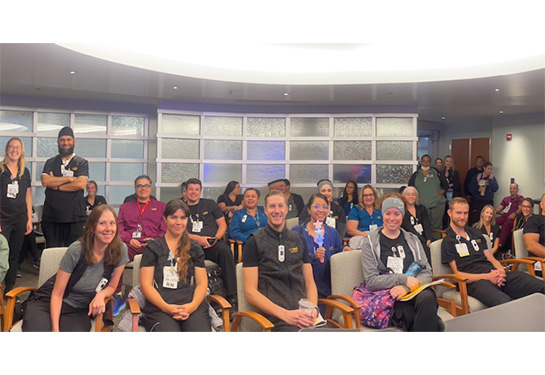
400;279;445;301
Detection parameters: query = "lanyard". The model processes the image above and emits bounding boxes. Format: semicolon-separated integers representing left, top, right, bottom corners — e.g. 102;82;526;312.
137;200;150;221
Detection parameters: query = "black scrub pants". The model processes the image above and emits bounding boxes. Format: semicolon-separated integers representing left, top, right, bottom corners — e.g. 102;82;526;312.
22;299;92;332
205;239;237;300
141;301;211;332
41;221;85;248
2;221;26;292
390;288;442;332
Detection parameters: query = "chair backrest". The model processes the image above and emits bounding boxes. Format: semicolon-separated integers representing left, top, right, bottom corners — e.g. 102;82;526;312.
330;250;364;296
348;236;365;250
131;254;143;288
0;234;9;283
482;234;492;252
513;229;528;258
285;217;299;230
235;262;264;332
429;239;454;297
336;222;347;239
38;247;69;287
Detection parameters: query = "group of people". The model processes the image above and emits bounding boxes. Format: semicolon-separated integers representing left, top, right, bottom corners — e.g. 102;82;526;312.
2;127;544;332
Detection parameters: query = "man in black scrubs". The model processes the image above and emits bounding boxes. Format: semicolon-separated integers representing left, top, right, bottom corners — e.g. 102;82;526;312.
185;178;237;308
41;127;89;247
523;193;545;276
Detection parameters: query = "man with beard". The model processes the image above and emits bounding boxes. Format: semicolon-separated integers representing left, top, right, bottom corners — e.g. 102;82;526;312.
41;127;89;247
441;197;544;307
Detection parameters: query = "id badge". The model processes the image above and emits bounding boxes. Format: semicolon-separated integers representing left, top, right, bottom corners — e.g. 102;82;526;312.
163;266;178;289
413;223;423;235
455;243;470;257
387;256;403;274
471;239;480;251
62;166;74;177
132;231;142;239
95;278;109;292
7;183;18;198
369;224;378;231
192;220;203;233
325;216;336;228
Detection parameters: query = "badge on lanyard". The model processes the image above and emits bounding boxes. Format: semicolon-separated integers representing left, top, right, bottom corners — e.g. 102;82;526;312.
471;239;480;251
413;223;423;235
369;224;378;231
163;265;179;289
387;256;404;274
132;223;143;239
95;278;109;292
326;216;336;228
7;179;18;198
242;215;247;223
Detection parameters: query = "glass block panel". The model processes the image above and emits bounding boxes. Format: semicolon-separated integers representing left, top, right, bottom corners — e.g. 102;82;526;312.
0;110;33;132
333;141;372;160
376;141;413;160
333;164;372;184
376;117;413;137
36;161;46;178
88;162;106;182
110;163;144;182
203;140;242;160
161;139;199;159
247;117;286;137
334;117;372;137
37;112;70;134
203;164;242;183
203;116;242;137
290;141;329;160
109;185;135;205
290;118;329;137
247;141;285;160
112;116;145;136
112;140;145;159
37;137;58;158
161;163;199;184
76;139;107;158
0;136;32;157
203;187;224;202
74;114;107;135
290;164;328;183
247;164;285;184
376;164;413;184
161;114;200;135
159;186;185;203
34;186;46;206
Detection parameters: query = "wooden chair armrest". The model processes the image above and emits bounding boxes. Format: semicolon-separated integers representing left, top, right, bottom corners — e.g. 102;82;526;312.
207;295;232;332
3;287;36;332
432;274;470;316
95;295;114;332
432;274;468;283
500;258;536;275
127;299;141;332
327;294;361;329
318;298;355;329
432;230;447;238
231;311;274;332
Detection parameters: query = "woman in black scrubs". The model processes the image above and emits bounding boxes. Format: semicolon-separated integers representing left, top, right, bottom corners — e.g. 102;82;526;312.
84;180;107;216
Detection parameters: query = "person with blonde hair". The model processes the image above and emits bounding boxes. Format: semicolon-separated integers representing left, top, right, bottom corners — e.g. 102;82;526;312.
0;137;33;292
473;205;500;255
401;186;433;261
346;184;383;237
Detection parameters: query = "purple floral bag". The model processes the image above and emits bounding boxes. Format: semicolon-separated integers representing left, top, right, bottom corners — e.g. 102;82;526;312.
352;281;395;329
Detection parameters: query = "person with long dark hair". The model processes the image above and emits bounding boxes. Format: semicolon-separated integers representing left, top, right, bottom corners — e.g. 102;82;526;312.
335;180;359;216
139;199;211;331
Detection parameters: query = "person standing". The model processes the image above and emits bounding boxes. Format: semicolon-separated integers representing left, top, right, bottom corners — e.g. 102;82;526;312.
0;138;33;292
463;155;485;200
408;154;448;238
267;178;305;220
41;127;88;248
442;155;462;228
468;162;498;226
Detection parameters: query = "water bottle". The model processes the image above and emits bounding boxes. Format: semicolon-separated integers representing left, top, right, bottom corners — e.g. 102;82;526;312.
405;262;421;277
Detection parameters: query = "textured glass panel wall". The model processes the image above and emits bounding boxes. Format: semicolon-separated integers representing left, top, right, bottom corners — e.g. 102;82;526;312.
162;114;200;135
161;163;199;183
0;110;33;132
334;117;372;137
76;139;107;158
290;141;329;160
37;137;58;158
35;162;45;178
376;165;413;184
376;141;413;160
247;164;285;183
290;118;329;137
332;165;372;184
88;162;106;181
247;117;286;137
112;140;145;159
37;112;70;133
334;141;372;160
203;140;242;160
74;114;107;135
247;141;285;160
159;187;184;203
203;187;224;201
112;116;145;136
203;164;242;183
376;117;413;137
0;136;32;157
110;163;144;181
290;164;328;183
203;116;242;137
109;186;135;205
34;186;46;206
161;139;199;159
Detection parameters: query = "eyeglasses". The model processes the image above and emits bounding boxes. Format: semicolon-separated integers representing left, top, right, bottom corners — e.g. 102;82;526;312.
8;145;21;151
313;205;329;210
363;194;375;198
521;205;533;209
136;184;151;189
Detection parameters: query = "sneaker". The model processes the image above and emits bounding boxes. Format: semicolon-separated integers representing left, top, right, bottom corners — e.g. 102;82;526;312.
33;260;41;270
112;293;126;316
16;272;22;278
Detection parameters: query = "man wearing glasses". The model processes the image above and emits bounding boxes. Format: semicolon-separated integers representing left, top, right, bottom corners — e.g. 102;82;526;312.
115;175;166;315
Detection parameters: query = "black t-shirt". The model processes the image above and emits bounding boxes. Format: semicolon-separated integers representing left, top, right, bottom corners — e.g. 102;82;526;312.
0;166;31;225
477;224;501;244
84;195;107;215
379;231;415;274
523;214;545;255
217;194;243;208
441;226;493;274
140;236;205;312
187;198;224;237
42;154;89;223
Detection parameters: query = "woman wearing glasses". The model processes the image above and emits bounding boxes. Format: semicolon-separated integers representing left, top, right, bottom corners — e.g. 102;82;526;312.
346;184;383;238
515;198;534;231
0;138;33;292
292;193;351;307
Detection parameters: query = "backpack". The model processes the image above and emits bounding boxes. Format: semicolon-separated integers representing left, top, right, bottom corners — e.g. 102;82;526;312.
352;281;395;329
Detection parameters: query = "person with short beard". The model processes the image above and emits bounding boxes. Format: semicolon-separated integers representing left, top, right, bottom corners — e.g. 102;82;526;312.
41;127;89;248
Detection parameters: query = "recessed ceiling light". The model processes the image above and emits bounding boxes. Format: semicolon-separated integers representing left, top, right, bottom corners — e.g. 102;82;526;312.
69;71;76;75
284;92;289;96
495;88;500;92
173;86;178;89
441;116;446;120
500;110;504;114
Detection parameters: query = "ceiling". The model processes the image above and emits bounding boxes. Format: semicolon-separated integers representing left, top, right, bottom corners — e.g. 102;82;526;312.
1;43;544;124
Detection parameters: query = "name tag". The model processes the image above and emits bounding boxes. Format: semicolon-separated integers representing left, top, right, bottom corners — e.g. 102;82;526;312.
132;231;142;239
163;266;178;289
95;278;109;293
387;256;404;274
369;224;378;231
325;216;336;228
7;183;18;198
413;223;423;235
455;243;470;257
192;220;203;233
